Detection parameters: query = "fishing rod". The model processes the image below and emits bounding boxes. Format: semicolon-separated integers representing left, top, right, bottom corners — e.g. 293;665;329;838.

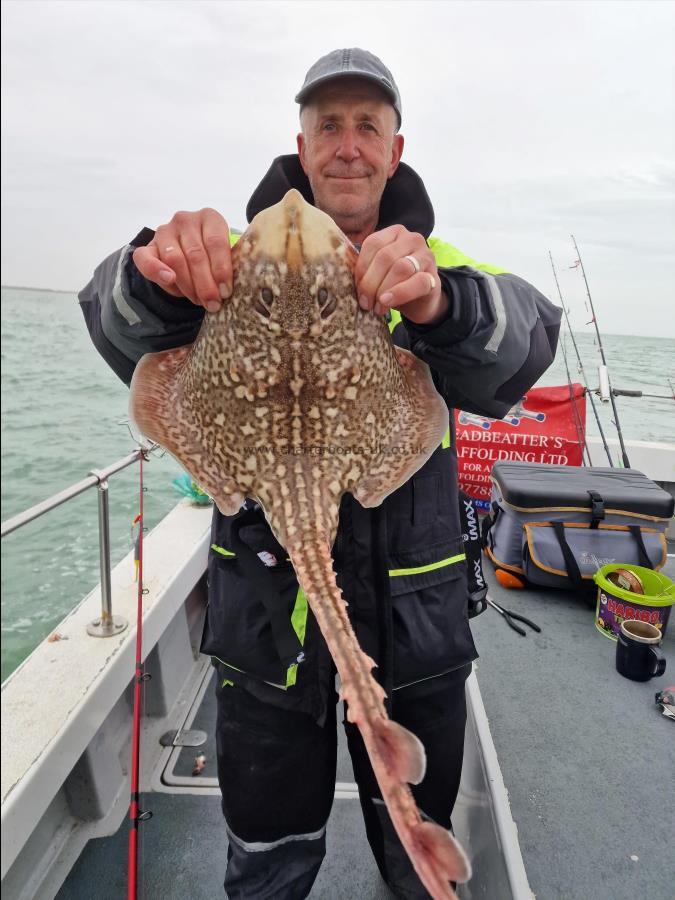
607;387;675;402
546;255;588;463
128;451;152;900
548;251;613;467
559;332;592;466
570;235;631;468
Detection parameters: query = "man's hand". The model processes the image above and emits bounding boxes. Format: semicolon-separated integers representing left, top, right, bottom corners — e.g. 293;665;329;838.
354;225;448;325
132;208;233;313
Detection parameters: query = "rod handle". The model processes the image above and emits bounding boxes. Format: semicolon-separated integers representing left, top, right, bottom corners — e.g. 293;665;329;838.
598;365;611;403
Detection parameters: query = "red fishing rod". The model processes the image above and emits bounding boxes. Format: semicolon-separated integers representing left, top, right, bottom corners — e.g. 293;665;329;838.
128;450;152;899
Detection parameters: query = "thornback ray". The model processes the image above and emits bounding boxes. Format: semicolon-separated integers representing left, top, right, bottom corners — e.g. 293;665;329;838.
129;188;471;898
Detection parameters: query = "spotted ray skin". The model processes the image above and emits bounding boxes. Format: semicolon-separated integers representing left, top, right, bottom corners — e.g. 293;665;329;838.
130;189;471;898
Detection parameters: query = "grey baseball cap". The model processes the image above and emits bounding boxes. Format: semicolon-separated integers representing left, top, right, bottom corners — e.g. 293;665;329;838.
295;48;402;128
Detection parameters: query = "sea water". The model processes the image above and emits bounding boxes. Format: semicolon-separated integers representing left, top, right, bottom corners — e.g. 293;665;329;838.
1;287;674;680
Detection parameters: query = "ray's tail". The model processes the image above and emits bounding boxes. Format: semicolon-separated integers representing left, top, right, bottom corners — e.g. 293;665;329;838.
286;536;471;900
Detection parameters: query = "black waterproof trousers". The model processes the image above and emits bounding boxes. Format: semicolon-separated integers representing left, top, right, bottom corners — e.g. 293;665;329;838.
215;665;471;900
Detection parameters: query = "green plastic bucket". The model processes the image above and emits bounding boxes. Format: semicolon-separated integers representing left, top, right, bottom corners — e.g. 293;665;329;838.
594;564;675;641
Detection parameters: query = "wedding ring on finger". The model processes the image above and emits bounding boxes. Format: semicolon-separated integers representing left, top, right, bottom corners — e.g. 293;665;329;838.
404;254;421;275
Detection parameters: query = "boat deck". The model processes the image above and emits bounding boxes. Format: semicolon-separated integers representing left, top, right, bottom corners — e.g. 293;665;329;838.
57;671;393;900
471;556;674;900
56;557;674;900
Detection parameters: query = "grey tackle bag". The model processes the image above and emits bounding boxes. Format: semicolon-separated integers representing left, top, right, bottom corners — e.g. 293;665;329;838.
481;462;674;592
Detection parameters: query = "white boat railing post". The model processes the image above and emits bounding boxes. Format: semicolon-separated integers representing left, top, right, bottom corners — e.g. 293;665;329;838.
86;471;128;637
1;449;149;638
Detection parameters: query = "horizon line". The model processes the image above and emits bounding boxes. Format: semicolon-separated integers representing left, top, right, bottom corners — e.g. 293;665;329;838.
2;284;78;294
1;285;673;341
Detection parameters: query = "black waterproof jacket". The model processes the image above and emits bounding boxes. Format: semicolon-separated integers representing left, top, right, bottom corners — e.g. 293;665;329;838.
79;156;561;722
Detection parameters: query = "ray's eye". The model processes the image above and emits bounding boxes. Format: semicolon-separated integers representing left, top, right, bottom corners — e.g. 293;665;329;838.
253;286;274;318
317;286;337;319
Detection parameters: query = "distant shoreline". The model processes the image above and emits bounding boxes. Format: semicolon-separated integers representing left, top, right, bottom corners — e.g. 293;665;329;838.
1;285;76;294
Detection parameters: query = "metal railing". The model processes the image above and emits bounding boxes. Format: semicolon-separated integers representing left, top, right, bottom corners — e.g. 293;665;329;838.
1;450;146;637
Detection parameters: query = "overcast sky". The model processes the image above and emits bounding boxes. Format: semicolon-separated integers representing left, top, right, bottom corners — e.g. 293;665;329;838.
2;0;674;337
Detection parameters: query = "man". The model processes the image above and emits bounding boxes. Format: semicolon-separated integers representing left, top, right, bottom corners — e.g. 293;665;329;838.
80;49;561;899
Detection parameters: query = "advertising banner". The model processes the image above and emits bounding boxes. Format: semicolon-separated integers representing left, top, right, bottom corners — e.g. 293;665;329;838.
455;384;587;510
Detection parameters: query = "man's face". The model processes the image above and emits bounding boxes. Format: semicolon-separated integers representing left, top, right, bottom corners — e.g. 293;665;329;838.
296;78;404;240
